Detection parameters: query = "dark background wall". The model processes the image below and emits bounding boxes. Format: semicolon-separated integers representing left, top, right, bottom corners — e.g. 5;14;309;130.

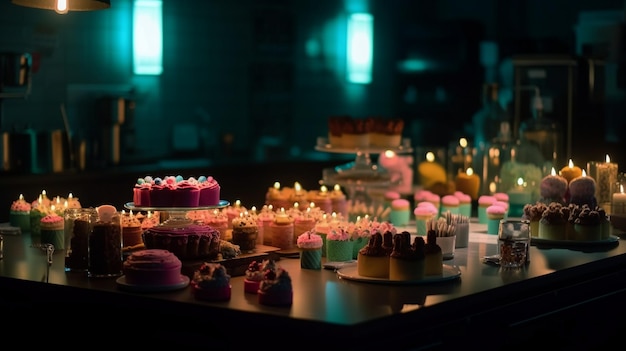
0;0;624;170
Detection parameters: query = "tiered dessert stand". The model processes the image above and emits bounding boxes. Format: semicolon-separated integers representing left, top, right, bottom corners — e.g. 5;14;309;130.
315;137;414;206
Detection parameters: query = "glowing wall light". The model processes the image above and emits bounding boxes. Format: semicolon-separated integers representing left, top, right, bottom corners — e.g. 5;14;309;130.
133;0;162;75
346;13;373;84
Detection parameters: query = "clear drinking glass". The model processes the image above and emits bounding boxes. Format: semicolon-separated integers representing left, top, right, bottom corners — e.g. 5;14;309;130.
497;219;530;268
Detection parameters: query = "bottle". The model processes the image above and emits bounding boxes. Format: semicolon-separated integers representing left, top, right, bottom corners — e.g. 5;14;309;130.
518;92;563;176
472;83;510;147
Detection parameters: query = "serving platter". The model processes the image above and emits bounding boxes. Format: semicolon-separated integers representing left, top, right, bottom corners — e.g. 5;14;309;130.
337;264;461;285
116;275;190;293
124;200;230;212
531;235;619;247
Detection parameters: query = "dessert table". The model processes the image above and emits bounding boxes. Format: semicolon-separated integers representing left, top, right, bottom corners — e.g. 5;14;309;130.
1;222;626;349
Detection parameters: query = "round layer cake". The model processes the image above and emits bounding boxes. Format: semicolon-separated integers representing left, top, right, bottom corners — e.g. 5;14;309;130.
142;224;221;260
123;249;183;286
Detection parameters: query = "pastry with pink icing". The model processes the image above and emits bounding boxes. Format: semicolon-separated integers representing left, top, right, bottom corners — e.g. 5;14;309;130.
40;213;65;249
10;193;31;232
478;195;497;224
198;176;221;206
123;249;183;286
486;204;506;234
296;231;323;270
441;195;460;215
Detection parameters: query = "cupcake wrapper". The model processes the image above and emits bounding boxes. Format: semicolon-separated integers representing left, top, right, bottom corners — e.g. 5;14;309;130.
326;240;354;262
300;248;322;270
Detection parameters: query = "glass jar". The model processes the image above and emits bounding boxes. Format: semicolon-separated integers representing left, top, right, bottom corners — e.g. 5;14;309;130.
88;205;123;278
64;207;97;272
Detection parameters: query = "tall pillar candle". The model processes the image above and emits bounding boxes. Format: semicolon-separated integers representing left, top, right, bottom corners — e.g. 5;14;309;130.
587;155;618;213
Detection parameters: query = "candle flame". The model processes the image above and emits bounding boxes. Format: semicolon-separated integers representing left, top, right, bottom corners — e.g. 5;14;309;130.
568;159;574;168
459;137;468;148
517;177;524;187
466;167;474;176
606;154;611;163
334;184;341;192
273;182;280;190
235;199;241;207
294;182;302;192
426;151;435;162
551;167;556;176
68;193;73;199
582;169;587;177
19;194;24;201
320;185;328;193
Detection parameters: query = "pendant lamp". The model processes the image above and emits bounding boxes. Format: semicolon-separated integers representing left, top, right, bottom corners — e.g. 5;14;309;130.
12;0;110;14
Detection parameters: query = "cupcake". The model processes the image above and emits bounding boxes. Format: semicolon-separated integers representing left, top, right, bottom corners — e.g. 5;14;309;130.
191;262;232;301
440;195;460;215
296;231;323;270
231;212;258;253
9;194;31;232
522;202;547;238
325;227;354;262
538;203;568;240
40;213;65;249
478;195;497;224
258;266;293;307
389;198;411;227
454;191;472;218
414;202;438;236
121;211;143;250
486;204;506;235
243;260;265;294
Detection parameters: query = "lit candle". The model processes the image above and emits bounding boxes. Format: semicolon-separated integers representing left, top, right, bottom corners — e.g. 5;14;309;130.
587;154;618;210
612;184;626;216
569;169;597;208
559;159;582;183
507;177;532;217
539;167;568;205
455;167;480;200
417;151;447;189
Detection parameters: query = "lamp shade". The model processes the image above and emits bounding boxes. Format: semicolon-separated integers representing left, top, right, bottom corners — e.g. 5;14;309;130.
12;0;110;11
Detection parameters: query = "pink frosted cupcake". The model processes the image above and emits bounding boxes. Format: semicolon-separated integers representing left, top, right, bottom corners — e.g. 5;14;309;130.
244;260;265;294
486;204;506;234
478;195;497;224
454;191;472;218
414;203;438;235
441;195;460;215
10;194;31;232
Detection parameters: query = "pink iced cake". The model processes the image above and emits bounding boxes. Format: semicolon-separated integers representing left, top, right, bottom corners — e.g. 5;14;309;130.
142;224;221;260
122;249;183;286
198;176;221;206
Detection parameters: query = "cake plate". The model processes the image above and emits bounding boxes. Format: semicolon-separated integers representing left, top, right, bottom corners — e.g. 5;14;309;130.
315;137;413;205
124;200;230;227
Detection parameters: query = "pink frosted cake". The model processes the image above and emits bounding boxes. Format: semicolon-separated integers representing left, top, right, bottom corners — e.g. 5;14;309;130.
198;176;221;206
149;177;176;207
133;176;153;207
122;249;183;286
142;224;221;260
173;179;200;207
191;262;232;301
133;175;221;208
